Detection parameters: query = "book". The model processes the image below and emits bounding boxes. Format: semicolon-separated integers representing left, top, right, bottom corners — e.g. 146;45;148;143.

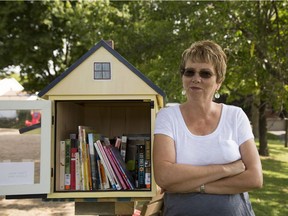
98;160;109;189
64;139;71;190
120;135;127;162
145;139;151;189
78;125;97;190
105;145;131;190
69;134;78;190
125;134;149;185
136;144;145;188
94;140;118;190
87;133;102;190
95;149;103;189
75;151;81;190
96;140;121;190
108;145;135;190
70;138;78;190
59;140;66;191
78;126;86;190
115;137;122;149
103;145;128;190
102;138;123;190
86;143;92;191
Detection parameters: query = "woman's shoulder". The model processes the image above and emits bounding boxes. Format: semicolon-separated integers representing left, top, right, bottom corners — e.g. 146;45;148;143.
158;104;180;114
156;104;180;121
222;103;243;112
222;104;246;117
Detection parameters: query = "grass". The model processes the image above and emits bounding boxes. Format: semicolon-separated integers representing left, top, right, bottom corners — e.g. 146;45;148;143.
249;137;288;216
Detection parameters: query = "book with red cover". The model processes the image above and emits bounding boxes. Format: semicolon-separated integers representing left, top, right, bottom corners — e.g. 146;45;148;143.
94;140;118;190
103;145;128;190
108;145;135;190
97;140;122;190
105;146;132;190
70;143;77;190
69;135;78;190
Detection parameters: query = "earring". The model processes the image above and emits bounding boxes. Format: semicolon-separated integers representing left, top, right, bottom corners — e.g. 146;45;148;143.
182;89;186;95
215;91;220;99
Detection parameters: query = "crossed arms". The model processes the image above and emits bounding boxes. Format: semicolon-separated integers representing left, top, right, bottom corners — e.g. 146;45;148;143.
153;134;263;194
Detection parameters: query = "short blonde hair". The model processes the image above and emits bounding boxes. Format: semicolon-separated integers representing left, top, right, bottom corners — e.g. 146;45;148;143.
180;40;227;83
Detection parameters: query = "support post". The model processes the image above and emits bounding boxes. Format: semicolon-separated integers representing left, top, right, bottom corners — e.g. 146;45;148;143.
75;201;134;215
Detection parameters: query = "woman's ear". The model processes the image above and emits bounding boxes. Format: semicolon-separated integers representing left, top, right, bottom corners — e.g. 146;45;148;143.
217;81;223;90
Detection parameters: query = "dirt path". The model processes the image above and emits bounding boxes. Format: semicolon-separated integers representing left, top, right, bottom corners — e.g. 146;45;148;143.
0;197;74;216
0;128;74;215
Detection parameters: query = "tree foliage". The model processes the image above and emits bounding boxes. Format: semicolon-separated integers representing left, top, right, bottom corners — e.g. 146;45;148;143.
0;0;287;156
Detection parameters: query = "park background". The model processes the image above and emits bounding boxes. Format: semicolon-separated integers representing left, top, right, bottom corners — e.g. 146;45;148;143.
0;1;287;215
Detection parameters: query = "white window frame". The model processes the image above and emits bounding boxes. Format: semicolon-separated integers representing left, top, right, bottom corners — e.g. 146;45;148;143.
94;62;111;80
0;100;51;196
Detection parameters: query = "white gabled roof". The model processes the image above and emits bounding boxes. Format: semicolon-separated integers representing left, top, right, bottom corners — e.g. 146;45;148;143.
0;78;24;96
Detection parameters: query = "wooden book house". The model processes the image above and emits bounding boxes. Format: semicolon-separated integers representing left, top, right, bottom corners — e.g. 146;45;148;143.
0;40;165;214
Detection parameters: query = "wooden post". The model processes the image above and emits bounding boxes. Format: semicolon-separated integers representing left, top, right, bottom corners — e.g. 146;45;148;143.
75;201;134;215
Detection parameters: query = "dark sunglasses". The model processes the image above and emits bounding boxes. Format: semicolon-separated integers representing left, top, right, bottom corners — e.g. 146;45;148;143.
182;69;214;79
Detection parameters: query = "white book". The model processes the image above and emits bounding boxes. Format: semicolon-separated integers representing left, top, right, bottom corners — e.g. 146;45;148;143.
94;140;118;190
75;152;81;190
59;140;65;190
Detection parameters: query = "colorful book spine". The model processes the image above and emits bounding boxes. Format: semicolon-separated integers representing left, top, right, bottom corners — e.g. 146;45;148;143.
109;145;135;190
145;139;151;189
97;140;121;190
70;138;78;190
87;133;100;190
86;143;92;191
94;140;117;189
137;144;145;188
115;137;122;149
64;139;71;190
103;145;128;190
98;160;109;189
120;136;127;162
78;126;89;190
75;151;81;190
59;140;66;191
95;150;103;189
106;146;131;190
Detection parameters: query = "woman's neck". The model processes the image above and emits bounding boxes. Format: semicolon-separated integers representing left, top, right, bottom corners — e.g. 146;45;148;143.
181;100;217;118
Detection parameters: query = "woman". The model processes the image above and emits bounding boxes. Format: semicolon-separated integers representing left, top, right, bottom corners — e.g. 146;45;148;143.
153;40;263;215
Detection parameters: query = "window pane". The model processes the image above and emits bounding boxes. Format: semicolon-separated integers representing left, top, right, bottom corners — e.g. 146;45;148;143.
94;63;102;71
103;71;111;79
95;72;103;79
0;109;41;185
102;63;110;71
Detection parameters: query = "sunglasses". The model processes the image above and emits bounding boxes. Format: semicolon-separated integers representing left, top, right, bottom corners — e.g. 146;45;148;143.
182;69;214;79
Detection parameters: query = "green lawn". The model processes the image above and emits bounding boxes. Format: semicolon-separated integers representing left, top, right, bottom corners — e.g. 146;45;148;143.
249;139;288;216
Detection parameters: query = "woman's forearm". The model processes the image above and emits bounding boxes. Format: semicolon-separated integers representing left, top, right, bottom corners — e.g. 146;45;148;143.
203;166;263;194
155;160;245;193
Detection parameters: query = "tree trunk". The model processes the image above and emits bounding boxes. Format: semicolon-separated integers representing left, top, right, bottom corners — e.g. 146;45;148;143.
251;96;260;139
258;100;269;156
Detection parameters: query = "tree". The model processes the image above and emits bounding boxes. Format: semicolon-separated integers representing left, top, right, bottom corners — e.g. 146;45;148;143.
0;0;131;93
219;1;288;156
0;1;287;156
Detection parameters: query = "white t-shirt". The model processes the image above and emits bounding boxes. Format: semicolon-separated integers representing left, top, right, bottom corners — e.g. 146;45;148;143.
154;104;254;166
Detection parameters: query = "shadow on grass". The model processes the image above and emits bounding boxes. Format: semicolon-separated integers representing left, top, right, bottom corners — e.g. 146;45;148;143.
250;142;288;216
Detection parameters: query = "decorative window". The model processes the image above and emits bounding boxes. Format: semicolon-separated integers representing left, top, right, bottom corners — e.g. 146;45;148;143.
94;62;111;80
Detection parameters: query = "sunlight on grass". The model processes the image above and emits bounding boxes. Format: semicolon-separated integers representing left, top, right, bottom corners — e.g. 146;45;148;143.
249;139;288;216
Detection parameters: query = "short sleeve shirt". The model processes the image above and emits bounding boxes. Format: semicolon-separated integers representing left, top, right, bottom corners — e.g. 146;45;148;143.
154;104;254;165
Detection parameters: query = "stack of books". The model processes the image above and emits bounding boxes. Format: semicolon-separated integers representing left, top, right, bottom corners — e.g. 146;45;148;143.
58;125;151;191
